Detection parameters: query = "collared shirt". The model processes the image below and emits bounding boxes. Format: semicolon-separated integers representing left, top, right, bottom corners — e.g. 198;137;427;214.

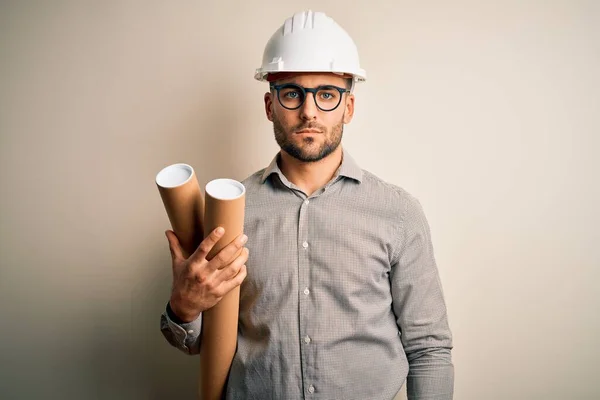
161;148;454;400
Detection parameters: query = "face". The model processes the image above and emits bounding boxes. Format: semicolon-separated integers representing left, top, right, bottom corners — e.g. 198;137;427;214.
264;73;355;163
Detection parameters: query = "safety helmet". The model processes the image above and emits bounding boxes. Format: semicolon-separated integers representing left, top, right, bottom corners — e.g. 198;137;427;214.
254;10;367;85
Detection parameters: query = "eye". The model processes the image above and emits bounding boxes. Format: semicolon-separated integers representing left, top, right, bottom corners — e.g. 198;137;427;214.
318;89;338;101
284;91;301;99
280;86;303;99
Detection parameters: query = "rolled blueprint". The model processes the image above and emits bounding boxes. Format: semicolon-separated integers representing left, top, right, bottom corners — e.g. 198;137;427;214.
199;178;246;400
155;163;205;258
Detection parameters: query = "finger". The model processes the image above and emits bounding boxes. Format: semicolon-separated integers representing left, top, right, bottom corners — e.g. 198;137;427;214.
209;233;248;270
192;227;225;263
216;247;249;283
165;230;183;263
215;264;247;297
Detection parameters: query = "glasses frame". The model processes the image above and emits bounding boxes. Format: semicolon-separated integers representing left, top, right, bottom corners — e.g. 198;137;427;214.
269;83;350;112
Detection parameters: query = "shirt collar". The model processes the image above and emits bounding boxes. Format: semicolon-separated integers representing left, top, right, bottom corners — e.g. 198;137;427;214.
260;147;363;185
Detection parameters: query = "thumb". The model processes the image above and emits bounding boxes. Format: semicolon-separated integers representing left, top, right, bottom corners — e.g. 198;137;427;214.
165;230;183;263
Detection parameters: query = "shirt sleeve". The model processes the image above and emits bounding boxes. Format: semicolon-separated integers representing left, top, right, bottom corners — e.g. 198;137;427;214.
159;302;202;355
390;194;454;399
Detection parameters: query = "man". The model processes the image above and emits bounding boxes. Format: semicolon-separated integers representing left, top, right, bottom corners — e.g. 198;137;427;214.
161;10;454;400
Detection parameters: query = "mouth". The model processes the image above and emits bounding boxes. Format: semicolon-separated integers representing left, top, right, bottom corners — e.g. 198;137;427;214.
296;129;322;134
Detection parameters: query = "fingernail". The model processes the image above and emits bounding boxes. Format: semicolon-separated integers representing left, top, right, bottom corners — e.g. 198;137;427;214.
216;227;224;235
240;234;248;244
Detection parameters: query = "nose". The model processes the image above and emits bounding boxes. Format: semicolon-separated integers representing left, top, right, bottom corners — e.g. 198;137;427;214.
299;91;318;120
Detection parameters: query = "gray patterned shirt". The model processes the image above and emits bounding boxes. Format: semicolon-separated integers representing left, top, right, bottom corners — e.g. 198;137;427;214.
160;148;454;399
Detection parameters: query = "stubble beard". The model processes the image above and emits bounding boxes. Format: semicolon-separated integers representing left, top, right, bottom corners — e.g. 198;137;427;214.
272;114;344;163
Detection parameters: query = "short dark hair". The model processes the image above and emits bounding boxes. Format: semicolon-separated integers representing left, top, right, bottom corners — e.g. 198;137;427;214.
345;78;353;90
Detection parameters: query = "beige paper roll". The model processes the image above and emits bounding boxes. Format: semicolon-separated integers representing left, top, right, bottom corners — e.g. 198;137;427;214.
199;178;246;400
155;163;205;258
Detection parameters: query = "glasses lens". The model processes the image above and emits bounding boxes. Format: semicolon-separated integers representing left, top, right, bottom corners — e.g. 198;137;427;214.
315;87;342;111
278;85;305;109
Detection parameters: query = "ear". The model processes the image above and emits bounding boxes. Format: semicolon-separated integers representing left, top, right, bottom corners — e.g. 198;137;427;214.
342;93;355;124
264;92;274;122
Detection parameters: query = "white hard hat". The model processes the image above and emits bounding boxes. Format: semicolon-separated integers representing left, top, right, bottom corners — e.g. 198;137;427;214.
254;10;367;83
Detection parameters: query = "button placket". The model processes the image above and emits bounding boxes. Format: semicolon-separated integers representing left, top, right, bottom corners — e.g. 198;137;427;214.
297;195;313;393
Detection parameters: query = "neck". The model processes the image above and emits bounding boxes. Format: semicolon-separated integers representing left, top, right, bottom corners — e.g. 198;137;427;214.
278;146;343;197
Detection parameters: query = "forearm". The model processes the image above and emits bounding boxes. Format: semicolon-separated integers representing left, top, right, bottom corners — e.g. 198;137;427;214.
159;302;203;355
406;347;454;400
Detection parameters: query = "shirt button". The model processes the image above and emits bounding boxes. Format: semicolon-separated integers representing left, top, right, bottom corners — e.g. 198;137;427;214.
304;199;310;205
304;335;311;344
302;241;308;249
303;288;310;295
187;329;194;334
308;385;315;393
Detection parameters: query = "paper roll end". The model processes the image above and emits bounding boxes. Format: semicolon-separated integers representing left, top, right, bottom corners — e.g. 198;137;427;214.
205;178;245;200
156;163;195;188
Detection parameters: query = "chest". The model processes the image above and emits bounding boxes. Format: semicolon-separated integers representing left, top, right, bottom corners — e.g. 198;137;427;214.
240;194;397;306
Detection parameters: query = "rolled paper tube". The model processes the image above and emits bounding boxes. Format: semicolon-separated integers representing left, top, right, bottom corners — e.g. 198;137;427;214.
199;178;246;400
155;163;205;259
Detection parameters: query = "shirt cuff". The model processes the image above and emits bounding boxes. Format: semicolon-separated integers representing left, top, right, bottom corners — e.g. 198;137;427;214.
160;303;202;355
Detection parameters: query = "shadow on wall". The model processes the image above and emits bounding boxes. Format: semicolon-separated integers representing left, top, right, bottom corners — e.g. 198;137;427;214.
181;78;263;188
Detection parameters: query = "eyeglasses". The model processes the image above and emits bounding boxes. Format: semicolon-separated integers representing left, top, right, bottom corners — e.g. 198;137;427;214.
270;83;350;112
